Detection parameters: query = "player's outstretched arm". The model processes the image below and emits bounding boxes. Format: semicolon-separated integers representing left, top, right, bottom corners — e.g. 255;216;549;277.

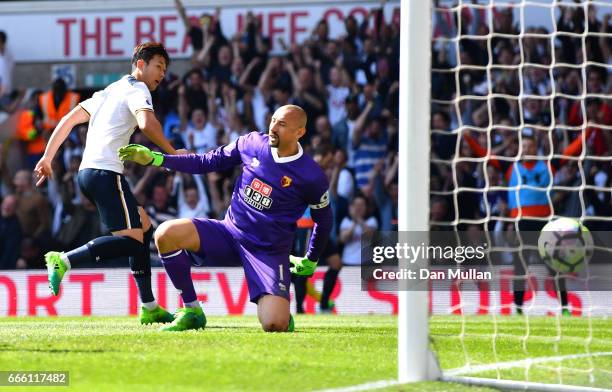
119;137;242;174
35;105;90;186
136;110;178;155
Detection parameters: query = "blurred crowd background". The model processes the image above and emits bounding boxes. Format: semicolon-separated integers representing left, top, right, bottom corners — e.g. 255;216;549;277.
0;0;399;269
430;1;612;232
1;1;611;271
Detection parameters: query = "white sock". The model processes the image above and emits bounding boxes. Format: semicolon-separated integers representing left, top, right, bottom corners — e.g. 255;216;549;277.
184;300;201;309
142;300;158;310
60;254;71;270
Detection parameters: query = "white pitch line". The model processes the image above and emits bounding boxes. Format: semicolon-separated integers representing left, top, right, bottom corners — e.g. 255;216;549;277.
445;351;612;376
441;376;612;392
316;352;612;392
314;379;400;392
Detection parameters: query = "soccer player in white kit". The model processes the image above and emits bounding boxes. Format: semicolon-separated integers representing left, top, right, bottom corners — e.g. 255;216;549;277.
34;42;180;325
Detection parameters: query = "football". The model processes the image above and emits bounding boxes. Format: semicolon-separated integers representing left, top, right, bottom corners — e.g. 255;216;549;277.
538;217;594;273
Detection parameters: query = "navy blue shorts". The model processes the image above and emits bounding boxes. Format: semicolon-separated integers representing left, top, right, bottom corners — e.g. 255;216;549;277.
77;168;142;232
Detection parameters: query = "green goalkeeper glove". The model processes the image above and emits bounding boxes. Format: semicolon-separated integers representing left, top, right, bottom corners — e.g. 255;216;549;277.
118;144;164;166
289;256;318;276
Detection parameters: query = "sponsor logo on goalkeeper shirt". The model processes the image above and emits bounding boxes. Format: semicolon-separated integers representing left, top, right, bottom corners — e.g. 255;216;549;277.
281;175;292;188
243;178;273;210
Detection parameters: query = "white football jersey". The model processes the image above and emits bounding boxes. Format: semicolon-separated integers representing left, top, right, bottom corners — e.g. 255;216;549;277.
79;75;154;173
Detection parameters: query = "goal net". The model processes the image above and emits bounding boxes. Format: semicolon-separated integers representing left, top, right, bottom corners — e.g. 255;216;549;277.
427;0;612;390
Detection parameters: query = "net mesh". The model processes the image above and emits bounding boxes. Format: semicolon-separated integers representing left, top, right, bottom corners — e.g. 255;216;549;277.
430;0;612;388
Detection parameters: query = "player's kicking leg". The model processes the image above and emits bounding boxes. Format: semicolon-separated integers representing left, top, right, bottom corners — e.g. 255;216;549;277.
155;219;207;332
45;214;173;324
45;169;173;324
45;251;69;295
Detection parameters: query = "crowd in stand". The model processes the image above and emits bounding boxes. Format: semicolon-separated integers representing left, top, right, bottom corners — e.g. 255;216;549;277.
3;1;609;275
431;2;612;232
0;1;399;271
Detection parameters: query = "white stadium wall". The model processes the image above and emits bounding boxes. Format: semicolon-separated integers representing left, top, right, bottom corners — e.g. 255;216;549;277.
2;267;612;317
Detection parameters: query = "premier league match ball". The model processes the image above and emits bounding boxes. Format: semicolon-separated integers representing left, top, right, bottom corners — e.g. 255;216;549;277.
537;217;594;273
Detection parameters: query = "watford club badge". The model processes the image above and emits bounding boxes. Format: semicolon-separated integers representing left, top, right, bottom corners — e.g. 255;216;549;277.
281;176;292;188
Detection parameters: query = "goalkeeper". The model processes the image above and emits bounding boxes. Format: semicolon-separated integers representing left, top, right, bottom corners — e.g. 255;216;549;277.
119;105;332;332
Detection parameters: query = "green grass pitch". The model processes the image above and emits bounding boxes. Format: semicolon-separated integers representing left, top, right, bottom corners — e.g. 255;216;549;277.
0;315;610;391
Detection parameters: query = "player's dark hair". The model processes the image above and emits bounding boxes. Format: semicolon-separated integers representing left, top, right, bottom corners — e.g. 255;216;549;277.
132;42;170;67
0;31;6;45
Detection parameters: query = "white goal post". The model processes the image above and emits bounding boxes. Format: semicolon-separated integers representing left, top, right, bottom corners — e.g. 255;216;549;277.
398;0;434;383
400;0;612;390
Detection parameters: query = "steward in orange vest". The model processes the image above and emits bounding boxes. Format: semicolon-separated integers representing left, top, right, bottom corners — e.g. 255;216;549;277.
15;91;45;168
38;78;80;133
15;109;44;154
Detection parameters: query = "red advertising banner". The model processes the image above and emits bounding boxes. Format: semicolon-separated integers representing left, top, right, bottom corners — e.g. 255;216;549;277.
1;267;610;317
0;3;400;62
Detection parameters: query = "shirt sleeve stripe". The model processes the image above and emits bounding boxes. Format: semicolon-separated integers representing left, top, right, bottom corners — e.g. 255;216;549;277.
134;108;154;115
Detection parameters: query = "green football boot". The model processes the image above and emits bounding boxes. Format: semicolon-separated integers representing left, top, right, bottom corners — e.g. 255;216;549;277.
140;305;175;325
160;307;206;332
288;315;294;332
45;251;69;296
562;308;571;317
